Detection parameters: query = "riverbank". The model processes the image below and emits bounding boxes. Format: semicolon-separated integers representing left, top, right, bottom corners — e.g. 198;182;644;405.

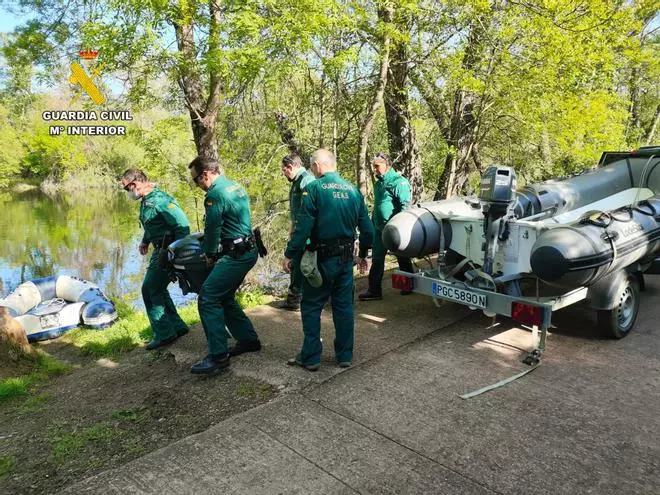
0;291;273;494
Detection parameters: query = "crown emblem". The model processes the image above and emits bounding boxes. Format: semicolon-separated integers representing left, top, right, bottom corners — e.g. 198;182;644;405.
78;49;99;60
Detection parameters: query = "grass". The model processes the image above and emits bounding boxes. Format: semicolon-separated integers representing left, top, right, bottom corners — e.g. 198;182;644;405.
236;287;270;309
49;423;118;465
61;288;270;360
46;410;151;467
236;381;272;399
0;455;15;479
0;288;271;406
0;352;71;403
61;294;154;359
18;392;51;414
111;407;150;423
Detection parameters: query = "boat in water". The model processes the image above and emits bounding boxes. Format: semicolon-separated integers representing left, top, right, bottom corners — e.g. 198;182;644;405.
0;276;118;342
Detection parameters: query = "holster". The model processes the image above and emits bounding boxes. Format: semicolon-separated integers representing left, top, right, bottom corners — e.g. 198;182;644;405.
253;227;268;257
314;238;354;263
156;233;175;269
220;235;255;259
152;233;174;250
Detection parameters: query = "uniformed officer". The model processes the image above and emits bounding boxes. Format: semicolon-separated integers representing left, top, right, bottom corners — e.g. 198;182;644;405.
279;154;315;311
283;149;373;371
188;156;261;375
359;153;414;301
120;169;191;350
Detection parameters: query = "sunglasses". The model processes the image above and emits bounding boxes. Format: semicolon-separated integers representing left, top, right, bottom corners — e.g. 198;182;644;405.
122;181;135;191
191;172;205;184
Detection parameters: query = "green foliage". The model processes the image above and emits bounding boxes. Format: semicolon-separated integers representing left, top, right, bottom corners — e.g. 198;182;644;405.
0;105;22;186
235;287;269;309
49;423;117;465
0;0;657;206
0;455;15;479
0;352;71;403
60;290;263;360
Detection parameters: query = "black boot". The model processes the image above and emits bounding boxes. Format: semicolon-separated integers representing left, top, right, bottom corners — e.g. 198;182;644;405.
278;293;301;311
190;353;230;375
229;339;262;357
358;289;382;301
145;335;177;351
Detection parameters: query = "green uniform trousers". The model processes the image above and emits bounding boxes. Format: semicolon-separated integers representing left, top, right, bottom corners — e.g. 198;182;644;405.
142;249;188;340
299;256;354;366
288;250;304;297
368;228;413;293
198;249;258;355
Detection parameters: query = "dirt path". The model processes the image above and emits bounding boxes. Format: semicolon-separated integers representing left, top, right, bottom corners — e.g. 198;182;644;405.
0;345;277;494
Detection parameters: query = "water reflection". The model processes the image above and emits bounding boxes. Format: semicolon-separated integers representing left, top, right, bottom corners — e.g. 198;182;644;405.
0;188;196;307
0;184;294;308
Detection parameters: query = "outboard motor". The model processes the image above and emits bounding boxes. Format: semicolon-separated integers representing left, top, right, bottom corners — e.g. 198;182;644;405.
167;234;213;295
479;166;517;275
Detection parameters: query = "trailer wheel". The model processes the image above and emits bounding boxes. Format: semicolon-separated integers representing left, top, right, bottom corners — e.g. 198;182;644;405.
597;275;640;339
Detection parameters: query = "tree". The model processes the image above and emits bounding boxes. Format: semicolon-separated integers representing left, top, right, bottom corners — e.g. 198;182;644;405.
356;2;393;196
411;0;644;197
384;4;423;201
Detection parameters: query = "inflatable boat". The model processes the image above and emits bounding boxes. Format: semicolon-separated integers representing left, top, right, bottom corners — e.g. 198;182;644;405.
384;146;660;355
383;146;660;287
0;276;118;342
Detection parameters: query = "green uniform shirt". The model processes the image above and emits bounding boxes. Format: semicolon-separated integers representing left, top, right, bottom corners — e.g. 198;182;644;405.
285;171;373;259
202;176;253;255
289;167;315;222
372;168;411;230
139;187;190;244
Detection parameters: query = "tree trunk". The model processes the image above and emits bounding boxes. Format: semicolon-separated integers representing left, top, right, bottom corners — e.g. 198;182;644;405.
319;73;325;148
433;19;485;200
385;29;423;202
275;112;310;166
356;5;393;196
171;1;223;164
646;104;660;145
433;91;478;199
628;67;641;139
0;308;32;362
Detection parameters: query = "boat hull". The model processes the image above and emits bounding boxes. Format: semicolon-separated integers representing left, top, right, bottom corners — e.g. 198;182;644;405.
530;198;660;288
0;276;118;342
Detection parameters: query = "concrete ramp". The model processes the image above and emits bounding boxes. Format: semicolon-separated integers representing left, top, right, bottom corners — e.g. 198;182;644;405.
64;276;660;494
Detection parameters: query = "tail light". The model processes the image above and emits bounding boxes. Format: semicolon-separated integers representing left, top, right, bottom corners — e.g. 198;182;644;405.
392;274;413;292
511;302;546;327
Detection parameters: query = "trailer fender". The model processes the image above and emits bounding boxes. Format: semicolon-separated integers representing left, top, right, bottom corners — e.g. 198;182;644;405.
586;269;637;310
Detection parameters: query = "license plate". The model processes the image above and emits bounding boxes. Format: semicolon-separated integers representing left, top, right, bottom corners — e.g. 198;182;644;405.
432;282;487;308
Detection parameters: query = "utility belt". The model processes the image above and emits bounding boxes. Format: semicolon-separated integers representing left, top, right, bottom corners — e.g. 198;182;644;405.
151;233;174;250
310;238;354;262
219;235;256;259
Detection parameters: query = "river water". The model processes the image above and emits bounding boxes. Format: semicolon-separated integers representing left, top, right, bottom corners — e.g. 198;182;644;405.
0;187;289;307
